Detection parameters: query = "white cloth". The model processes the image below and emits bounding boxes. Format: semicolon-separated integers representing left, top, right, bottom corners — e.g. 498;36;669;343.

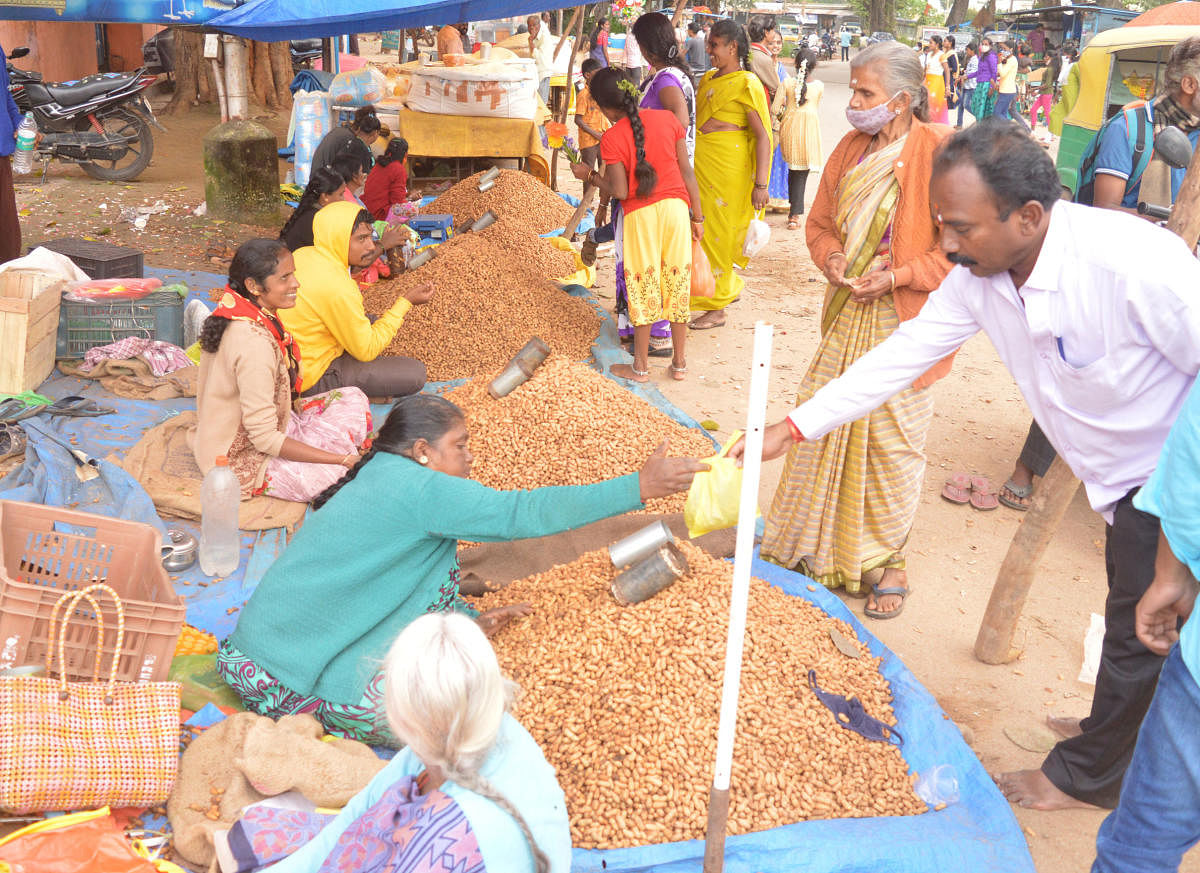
531;27;555;79
923;51;944;75
787;202;1200;522
1059;59;1074;86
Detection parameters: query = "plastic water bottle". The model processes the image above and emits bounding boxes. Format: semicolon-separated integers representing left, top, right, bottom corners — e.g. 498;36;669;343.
199;455;240;577
12;112;37;175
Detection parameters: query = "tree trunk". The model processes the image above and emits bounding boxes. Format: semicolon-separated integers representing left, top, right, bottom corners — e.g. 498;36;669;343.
249;40;274;108
945;0;971;28
269;42;293;106
167;28;208;114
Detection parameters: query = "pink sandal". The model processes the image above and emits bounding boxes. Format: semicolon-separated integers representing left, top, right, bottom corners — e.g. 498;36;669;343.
941;472;971;505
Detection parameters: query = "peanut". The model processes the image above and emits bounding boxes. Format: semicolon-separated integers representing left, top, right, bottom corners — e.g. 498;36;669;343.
422;169;574;233
469;542;927;849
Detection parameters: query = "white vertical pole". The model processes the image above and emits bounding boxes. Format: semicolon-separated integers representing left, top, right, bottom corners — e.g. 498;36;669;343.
221;36;249;121
702;321;774;873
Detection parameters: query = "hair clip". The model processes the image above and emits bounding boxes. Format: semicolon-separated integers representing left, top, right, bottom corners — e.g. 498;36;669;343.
667;44;679;59
617;77;640;97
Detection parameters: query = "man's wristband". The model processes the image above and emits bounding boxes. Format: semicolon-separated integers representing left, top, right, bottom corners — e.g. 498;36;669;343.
785;418;804;442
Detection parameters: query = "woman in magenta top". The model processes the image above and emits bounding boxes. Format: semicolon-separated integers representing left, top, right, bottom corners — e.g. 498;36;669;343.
571;67;703;384
363;138;409;222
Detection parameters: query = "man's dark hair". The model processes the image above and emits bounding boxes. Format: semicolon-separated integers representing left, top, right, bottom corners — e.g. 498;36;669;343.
933;118;1061;219
688;21;700;34
580;57;602;74
353;208;375;231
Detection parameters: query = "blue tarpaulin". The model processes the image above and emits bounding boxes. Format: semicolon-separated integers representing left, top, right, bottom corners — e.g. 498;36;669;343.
209;0;579;41
0;0;239;25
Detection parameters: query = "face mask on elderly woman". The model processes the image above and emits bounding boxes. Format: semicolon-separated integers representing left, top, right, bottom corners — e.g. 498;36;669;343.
845;92;905;135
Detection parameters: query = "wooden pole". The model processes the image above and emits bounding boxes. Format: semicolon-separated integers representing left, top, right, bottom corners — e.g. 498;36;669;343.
1168;142;1200;251
702;323;774;873
671;0;688;29
974;455;1080;664
550;6;585;192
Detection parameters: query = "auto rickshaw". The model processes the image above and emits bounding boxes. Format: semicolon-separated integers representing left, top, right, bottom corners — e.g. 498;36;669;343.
1054;24;1200;195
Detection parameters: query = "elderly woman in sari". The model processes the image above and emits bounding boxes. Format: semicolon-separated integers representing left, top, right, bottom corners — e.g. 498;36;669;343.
762;42;955;620
689;18;772;330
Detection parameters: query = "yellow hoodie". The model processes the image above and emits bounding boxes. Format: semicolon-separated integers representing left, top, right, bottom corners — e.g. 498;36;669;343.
281;200;413;391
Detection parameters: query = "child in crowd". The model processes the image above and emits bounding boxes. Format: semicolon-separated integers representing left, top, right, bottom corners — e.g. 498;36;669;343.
574;59;610;175
363;137;411;221
332;153;369;207
771;47;823;229
571;68;703;383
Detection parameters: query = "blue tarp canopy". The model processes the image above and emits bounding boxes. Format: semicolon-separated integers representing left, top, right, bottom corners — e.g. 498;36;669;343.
0;0;237;25
209;0;578;41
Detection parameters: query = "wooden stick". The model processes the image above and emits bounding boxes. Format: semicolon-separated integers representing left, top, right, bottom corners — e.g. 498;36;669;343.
671;0;688;29
1168;142;1200;251
974;455;1080;664
550;5;585;191
702;323;774;873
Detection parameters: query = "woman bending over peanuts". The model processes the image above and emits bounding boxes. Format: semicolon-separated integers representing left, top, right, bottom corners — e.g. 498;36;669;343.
218;393;708;744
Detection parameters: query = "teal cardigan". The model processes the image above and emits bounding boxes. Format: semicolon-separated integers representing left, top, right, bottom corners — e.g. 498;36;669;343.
228;453;643;704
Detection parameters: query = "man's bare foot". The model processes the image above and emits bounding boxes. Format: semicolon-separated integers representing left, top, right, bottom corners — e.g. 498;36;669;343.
994;769;1098;810
864;567;909;617
1046;715;1083;739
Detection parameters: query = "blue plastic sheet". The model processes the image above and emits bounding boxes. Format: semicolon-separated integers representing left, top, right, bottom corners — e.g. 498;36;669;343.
0;418;168;543
570;555;1036;873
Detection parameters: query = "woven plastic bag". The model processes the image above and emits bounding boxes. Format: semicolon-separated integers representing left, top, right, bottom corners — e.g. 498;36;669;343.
691;238;715;298
0;584;180;814
684;431;754;537
742;211;771;258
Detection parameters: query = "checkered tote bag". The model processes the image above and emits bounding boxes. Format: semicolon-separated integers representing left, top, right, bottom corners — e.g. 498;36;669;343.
0;583;180;814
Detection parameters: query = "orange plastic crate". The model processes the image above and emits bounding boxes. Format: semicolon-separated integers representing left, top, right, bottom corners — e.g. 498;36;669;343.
0;500;184;683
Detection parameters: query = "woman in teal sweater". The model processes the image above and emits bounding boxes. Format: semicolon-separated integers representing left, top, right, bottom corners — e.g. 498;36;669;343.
219;393;705;743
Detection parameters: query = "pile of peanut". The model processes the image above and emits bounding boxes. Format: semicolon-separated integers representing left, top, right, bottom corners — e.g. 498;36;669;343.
446;357;717;514
423;169;574;233
361;236;599;381
471;543;927;849
476;215;578;278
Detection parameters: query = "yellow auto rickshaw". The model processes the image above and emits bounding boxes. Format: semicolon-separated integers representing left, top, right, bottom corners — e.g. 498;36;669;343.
1055;24;1200;194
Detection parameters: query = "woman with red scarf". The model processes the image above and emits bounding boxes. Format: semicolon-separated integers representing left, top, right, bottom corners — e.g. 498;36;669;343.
192;239;372;503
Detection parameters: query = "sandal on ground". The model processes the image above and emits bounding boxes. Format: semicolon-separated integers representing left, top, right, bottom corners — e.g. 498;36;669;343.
864;582;910;621
969;475;999;511
941;472;971;505
610;363;650;383
787;216;801;230
580;235;599;266
999;478;1034;511
36;396;116;418
668;363;688;380
0;422;26;461
689;311;726;330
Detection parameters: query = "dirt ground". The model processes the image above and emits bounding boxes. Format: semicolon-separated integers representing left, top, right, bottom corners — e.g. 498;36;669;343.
13;67;1198;872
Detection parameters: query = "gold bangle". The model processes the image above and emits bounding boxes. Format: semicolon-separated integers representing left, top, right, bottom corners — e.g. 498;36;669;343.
888;270;897;291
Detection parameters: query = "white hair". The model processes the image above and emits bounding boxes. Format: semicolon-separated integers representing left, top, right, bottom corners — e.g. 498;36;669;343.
851;41;930;122
383;613;548;873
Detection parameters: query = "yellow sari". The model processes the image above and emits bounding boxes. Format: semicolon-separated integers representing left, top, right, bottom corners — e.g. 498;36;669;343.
763;135;934;594
691;69;771;312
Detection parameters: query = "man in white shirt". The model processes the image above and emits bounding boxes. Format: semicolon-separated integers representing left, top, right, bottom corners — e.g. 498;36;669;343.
734;119;1200;812
624;25;646;85
527;15;555;103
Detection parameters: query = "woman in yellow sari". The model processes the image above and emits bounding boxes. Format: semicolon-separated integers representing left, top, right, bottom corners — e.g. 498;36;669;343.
689;19;772;331
761;42;955;620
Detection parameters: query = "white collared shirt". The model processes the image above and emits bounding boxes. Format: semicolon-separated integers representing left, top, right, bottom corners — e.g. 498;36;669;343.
789;201;1200;522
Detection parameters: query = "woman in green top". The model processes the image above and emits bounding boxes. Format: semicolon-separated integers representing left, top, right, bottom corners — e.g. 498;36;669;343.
218;393;706;743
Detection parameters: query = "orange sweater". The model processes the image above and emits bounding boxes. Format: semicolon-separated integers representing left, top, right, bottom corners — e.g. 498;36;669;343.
806;118;956;388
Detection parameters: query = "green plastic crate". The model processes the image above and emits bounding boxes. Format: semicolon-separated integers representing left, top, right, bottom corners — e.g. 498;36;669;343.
55;289;184;359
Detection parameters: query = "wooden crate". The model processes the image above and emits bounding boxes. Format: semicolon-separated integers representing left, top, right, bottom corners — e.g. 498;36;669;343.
0;270;62;393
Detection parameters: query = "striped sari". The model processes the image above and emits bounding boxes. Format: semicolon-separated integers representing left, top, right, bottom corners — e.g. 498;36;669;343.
762;135;934;594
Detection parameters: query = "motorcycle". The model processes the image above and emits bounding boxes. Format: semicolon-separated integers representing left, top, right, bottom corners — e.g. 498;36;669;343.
6;46;164;182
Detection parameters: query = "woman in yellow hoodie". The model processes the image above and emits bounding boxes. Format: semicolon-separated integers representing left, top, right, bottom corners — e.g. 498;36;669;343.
281;201;433;397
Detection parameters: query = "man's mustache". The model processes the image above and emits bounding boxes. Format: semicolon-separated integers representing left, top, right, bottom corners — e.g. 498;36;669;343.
947;251;978;267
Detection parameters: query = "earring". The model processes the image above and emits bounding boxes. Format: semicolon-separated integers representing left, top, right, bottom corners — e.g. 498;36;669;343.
419;456;429;465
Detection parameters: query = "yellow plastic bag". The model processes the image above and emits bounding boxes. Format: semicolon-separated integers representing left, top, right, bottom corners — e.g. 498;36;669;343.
548;235;597;287
684;431;756;538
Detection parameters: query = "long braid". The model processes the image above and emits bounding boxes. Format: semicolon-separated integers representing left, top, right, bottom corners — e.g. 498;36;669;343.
312;445;377;510
623;90;658;199
443;766;550;873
